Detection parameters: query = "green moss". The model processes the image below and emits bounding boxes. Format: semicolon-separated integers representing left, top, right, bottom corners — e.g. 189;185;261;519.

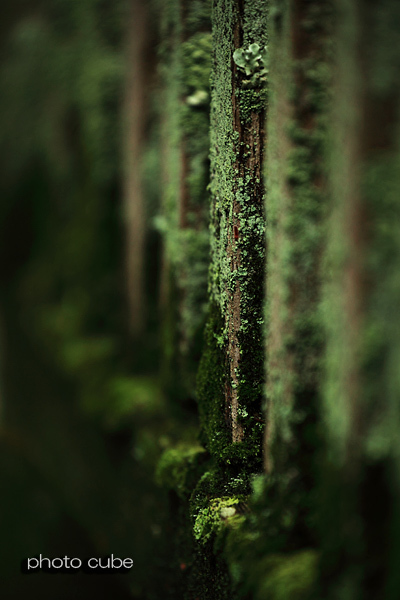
222;472;320;599
193;496;245;544
264;0;331;483
197;301;230;455
197;301;265;470
156;444;207;499
242;0;269;47
200;0;267;473
158;0;211;403
236;87;268;123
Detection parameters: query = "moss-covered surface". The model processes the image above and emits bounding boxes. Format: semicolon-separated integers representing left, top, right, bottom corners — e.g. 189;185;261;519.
157;0;211;405
218;1;333;597
153;1;268;597
156;443;207;499
152;1;400;598
259;0;332;560
264;0;332;475
199;0;267;458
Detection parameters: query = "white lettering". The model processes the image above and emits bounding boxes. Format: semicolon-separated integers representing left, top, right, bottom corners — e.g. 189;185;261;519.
123;558;133;569
98;557;110;568
70;558;82;569
27;558;39;570
88;558;98;568
111;555;122;568
39;555;51;569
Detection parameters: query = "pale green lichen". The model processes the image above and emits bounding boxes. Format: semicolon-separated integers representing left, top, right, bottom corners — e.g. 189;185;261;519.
193;496;245;544
234;43;268;87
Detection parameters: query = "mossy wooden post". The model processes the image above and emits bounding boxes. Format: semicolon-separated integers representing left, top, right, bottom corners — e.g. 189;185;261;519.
198;0;267;466
263;0;332;490
320;0;400;597
158;0;211;402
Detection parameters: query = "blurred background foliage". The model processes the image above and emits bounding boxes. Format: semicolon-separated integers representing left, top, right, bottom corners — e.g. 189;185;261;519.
0;0;127;412
0;0;214;596
0;1;187;598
